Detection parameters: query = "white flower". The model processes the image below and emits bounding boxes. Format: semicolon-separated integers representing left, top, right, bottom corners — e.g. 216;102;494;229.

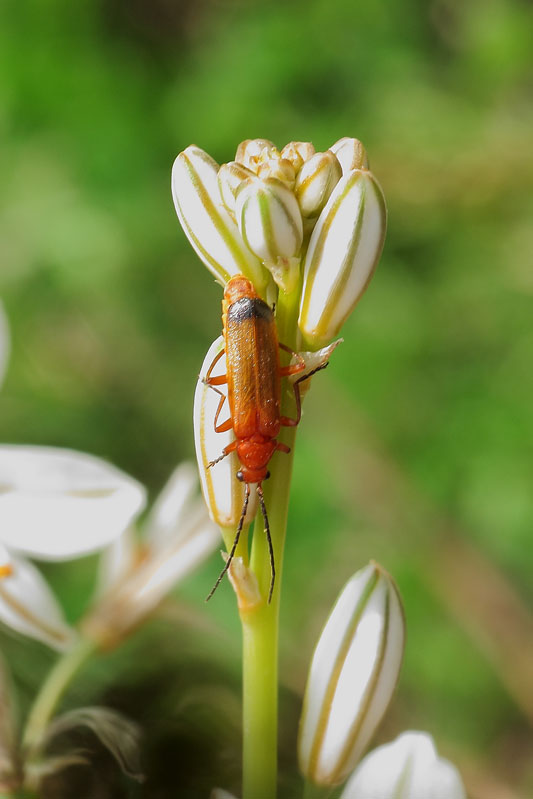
84;462;219;646
295;151;343;218
341;731;467;799
298;167;387;348
298;563;405;786
0;446;146;649
171;146;267;292
0;303;9;389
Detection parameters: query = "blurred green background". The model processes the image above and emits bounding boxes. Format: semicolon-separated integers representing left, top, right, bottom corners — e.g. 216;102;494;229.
1;0;533;796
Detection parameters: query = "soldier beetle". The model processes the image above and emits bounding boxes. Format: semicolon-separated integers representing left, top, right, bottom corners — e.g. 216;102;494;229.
203;275;323;602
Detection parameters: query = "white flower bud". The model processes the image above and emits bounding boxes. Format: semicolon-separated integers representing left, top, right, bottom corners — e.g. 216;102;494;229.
341;731;467;799
295;151;343;218
329;137;369;174
172;146;266;291
299;169;386;348
193;337;257;528
257;157;296;188
236;176;303;265
235;139;277;172
218;161;256;214
298;563;405;787
281;141;316;172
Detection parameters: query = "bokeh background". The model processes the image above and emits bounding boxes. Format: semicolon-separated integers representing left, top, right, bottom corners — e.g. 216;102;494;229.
1;0;533;796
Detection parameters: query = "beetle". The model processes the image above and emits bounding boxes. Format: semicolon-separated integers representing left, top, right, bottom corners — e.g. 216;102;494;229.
203;274;322;602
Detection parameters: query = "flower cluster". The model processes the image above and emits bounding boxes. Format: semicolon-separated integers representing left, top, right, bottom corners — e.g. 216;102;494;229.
172;137;386;348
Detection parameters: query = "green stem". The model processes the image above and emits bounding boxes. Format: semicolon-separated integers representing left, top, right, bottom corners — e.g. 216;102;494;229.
21;637;96;757
303;780;335;799
240;284;301;799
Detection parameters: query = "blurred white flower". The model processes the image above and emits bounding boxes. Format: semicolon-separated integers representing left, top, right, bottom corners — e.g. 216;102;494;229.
0;302;9;388
298;563;405;787
341;731;467;799
84;463;219;647
0;446;146;649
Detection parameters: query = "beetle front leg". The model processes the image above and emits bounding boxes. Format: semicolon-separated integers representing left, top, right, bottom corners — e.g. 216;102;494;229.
208;439;237;468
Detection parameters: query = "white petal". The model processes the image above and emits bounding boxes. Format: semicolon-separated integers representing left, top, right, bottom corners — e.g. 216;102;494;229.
236;177;303;264
0;446;146;560
144;462;198;551
0;555;75;650
0;302;9;388
171;146;266;290
96;527;137;596
299;170;386;348
341;731;467;799
329;137;369;174
298;563;405;786
193;337;257;528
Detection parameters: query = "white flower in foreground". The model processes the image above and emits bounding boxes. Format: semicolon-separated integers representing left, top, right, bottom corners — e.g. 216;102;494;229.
0;446;146;649
341;731;467;799
172;145;267;291
0;303;9;388
298;563;405;787
83;463;219;647
299;167;387;348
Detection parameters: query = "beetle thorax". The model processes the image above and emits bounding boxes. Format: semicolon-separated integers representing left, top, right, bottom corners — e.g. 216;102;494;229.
236;435;277;483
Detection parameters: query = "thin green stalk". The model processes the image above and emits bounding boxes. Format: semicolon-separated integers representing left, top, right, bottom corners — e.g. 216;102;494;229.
240;283;301;799
303;780;336;799
21;637;96;757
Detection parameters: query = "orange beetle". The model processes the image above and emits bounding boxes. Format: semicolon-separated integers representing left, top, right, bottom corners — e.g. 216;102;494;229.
203;275;318;601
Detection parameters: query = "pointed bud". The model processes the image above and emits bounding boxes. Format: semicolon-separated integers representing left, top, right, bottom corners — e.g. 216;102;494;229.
218;161;256;214
295;151;343;218
341;732;467;799
329;137;369;173
193;337;257;528
235;139;277;172
298;563;405;787
172;146;266;291
236;177;303;287
299;169;386;347
281;141;316;172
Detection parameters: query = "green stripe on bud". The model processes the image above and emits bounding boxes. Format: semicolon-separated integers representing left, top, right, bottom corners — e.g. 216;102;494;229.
330;137;369;174
172;146;266;291
299;168;386;348
295;151;343;218
236;176;303;266
298;563;405;787
218;161;256;214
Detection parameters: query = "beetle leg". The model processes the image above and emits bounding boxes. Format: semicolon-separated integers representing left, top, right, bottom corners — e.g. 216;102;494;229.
280;363;329;427
203;347;227;386
207;384;234;433
275;441;291;455
208;439;237;468
278;342;305;377
205;482;250;601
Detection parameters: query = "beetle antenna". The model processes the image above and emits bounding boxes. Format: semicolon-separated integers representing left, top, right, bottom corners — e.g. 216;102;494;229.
257;484;275;603
206;482;250;601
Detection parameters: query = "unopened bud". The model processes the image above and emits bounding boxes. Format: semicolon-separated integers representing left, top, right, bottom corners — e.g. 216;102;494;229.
257;157;296;188
298;563;405;786
218;161;255;214
295;151;343;218
172;146;267;291
299;169;386;347
341;731;467;799
281;141;316;172
235;139;277;172
236;176;303;267
329;137;369;173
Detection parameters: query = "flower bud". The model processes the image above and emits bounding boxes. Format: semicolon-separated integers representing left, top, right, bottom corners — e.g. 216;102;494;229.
236;176;303;265
235;139;277;172
218;161;256;214
193;337;257;529
341;731;467;799
281;141;316;172
172;146;266;291
298;169;386;348
298;563;405;787
257;157;296;188
295;151;342;218
329;137;369;173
